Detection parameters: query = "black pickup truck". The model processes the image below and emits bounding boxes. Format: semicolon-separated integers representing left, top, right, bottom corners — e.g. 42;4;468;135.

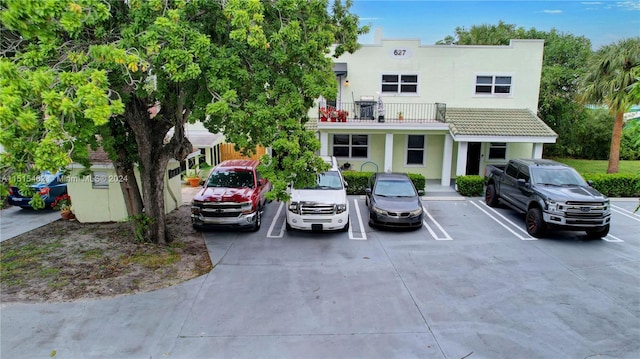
484;158;611;238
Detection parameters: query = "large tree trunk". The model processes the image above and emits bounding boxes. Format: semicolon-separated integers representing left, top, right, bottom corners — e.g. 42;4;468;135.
607;112;624;174
123;92;193;244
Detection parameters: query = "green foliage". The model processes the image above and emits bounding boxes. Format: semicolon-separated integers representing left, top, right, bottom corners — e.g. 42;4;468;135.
127;213;155;243
455;176;485;197
407;173;426;192
621;120;640;160
583;174;640;197
342;171;371;195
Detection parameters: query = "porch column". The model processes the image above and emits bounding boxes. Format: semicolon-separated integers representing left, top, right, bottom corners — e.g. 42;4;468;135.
456;141;468;176
441;134;453;186
320;132;329;156
384;133;393;172
532;143;544;159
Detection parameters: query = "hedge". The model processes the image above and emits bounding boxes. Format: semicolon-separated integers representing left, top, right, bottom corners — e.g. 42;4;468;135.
455;175;484;197
583;173;640;198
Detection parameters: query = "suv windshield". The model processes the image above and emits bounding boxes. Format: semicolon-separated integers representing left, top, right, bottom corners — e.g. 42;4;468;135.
301;171;343;190
207;170;254;188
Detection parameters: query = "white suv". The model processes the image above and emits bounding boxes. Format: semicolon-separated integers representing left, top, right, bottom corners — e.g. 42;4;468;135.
286;156;349;232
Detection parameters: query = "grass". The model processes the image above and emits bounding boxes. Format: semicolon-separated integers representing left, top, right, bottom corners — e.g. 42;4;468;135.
551;158;640;175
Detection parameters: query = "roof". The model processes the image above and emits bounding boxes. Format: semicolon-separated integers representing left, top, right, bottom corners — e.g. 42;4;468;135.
445;108;557;139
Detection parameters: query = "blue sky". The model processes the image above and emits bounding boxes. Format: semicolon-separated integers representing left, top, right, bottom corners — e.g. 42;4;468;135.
351;0;640;49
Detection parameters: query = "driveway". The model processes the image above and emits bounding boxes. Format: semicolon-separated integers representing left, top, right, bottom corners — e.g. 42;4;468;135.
1;197;638;358
0;206;61;242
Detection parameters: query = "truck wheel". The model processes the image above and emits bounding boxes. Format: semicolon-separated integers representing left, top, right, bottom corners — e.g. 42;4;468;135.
485;184;499;207
586;224;609;239
251;209;262;232
525;207;547;238
285;221;293;231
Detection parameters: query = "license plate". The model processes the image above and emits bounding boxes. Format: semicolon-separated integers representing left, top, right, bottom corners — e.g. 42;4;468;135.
312;224;323;231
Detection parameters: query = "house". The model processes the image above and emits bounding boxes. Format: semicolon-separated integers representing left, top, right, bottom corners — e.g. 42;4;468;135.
311;29;557;187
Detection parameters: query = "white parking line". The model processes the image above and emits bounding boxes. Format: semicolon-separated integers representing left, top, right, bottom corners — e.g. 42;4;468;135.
603;234;624;243
423;206;452;240
266;201;286;238
349;198;367;240
612;206;640;221
471;200;537;240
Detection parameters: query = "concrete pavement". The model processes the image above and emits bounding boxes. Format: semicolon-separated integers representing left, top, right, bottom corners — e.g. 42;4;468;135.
0;206;62;242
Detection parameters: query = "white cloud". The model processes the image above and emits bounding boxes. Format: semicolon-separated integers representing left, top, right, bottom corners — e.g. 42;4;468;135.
616;1;640;11
543;9;563;14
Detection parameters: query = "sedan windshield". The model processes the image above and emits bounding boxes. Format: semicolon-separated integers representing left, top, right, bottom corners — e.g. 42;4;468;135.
374;179;416;197
530;167;587;187
207;170;254;188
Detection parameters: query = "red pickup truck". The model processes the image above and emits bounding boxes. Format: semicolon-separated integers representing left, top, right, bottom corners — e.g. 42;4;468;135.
191;159;272;231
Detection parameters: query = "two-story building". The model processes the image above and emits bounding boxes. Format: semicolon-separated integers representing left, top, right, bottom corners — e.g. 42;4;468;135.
311;29;557;186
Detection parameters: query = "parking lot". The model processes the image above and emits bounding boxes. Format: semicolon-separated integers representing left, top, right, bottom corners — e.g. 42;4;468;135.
190;196;639;358
2;196;638;358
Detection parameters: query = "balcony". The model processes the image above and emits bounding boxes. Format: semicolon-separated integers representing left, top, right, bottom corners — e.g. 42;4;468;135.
316;102;446;124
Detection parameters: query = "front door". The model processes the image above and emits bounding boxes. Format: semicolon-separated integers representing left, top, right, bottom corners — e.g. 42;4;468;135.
466;142;481;175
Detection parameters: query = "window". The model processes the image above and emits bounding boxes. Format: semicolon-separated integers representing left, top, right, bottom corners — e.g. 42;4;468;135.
488;142;507;160
406;135;425;165
92;171;109;189
381;74;418;94
332;134;368;158
475;75;512;95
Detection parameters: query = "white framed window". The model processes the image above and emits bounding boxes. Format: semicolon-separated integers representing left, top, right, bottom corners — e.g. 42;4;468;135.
488;142;507;160
406;135;425;165
332;134;368;158
381;74;418;94
475;75;513;96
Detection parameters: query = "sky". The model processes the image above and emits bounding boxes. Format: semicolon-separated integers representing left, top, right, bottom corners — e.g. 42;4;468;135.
351;0;640;49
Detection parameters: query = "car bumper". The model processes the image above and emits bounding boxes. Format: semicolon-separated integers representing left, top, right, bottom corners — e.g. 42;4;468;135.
286;211;349;231
543;212;611;228
191;211;258;229
369;212;423;229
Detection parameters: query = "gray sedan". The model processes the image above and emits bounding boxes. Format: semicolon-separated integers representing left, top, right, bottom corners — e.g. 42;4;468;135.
365;172;424;229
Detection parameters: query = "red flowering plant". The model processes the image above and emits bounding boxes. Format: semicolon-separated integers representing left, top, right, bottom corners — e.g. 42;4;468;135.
319;107;348;122
51;194;72;211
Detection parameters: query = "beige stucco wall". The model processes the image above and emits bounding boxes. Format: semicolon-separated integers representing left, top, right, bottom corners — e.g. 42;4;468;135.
67;160;182;223
332;38;543;112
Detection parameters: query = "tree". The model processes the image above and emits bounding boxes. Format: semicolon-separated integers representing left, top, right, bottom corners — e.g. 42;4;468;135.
580;37;640;173
0;0;367;244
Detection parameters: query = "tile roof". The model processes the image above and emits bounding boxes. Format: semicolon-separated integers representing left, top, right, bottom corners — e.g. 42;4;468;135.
445;108;557;138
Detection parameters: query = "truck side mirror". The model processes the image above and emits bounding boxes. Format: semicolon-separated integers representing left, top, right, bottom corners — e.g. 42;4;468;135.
517;178;527;187
365;188;372;195
587;180;594;187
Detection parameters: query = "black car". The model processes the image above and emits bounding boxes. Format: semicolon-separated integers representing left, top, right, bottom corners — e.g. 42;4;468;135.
365;172;424;229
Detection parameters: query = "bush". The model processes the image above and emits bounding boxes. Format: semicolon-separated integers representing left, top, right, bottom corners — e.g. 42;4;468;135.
583;173;640;197
342;171;426;195
455;175;484;197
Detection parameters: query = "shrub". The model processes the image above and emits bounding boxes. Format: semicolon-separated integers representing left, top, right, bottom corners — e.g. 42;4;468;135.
455;175;484;197
583;173;640;197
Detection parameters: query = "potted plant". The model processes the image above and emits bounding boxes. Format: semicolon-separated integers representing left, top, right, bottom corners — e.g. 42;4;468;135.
51;194;74;220
185;169;202;187
398;111;404;121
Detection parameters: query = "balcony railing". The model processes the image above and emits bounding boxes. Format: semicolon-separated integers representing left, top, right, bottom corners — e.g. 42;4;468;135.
316;102;446;123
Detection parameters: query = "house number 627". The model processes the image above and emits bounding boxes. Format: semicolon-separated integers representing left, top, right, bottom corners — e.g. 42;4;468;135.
393;49;406;56
390;48;411;59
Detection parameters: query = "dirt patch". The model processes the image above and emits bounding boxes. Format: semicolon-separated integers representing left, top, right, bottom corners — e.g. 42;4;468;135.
0;205;213;303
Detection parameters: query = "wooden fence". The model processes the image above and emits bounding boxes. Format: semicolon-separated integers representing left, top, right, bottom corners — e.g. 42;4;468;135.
219;143;267;161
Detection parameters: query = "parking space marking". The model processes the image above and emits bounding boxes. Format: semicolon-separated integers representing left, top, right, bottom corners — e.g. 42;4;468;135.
266;201;286;238
611;206;640;221
603;234;624;243
349;199;367;240
422;206;452;240
471;200;537;241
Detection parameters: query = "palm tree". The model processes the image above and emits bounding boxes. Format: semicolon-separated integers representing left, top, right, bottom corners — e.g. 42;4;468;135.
580;37;640;173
